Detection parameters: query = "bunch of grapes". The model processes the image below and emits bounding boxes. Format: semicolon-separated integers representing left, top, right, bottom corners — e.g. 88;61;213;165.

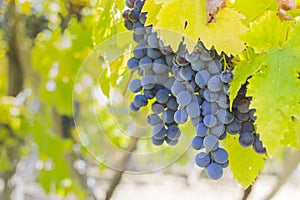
122;0;266;180
123;0;182;145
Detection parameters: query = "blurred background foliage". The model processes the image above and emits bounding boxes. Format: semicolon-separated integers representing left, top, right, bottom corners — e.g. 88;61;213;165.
0;0;299;200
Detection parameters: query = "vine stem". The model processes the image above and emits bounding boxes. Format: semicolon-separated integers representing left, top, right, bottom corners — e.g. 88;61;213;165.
122;71;134;97
104;131;141;200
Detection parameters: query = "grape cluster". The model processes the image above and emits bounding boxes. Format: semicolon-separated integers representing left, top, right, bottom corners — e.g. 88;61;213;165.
122;0;265;180
227;83;266;154
123;0;181;146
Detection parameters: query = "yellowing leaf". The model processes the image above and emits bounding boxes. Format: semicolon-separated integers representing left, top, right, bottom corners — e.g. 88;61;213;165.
247;46;300;155
241;11;292;53
225;135;266;189
143;0;247;55
142;0;163;25
233;0;278;24
201;7;247;55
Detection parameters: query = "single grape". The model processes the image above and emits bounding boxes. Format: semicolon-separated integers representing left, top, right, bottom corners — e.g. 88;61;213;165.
179;65;195;81
203;114;217;128
207;75;222;92
186;102;200;118
238;99;250;113
176;91;192;106
165;137;178;146
195;152;211;168
127;57;139;71
165;54;175;66
238;132;254;147
210;123;225;138
153;58;168;74
192;136;203;150
139;57;153;70
195;70;210;88
133;94;148;108
241;121;255;133
152;123;167;140
203;135;219;152
147;48;161;59
129;9;140;22
141;75;156;89
191;59;205;71
133;33;144;43
162;109;175;124
147;32;159;48
253;135;266;154
166;125;181;141
207;60;221;74
156;89;170;104
206;163;223;180
212;148;228;164
151;102;165;114
226;118;242;134
129;79;142;93
174;109;188;124
166;96;179;111
134;0;144;11
146;114;162;126
124;20;134;30
196;123;209;137
171;80;185;96
220;70;233;83
130;102;139;112
144;89;156;99
218;94;229;109
151;137;164;146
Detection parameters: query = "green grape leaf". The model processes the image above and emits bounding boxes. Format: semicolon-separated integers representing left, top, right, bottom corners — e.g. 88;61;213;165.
241;11;292;53
281;119;300;148
143;0;247;55
229;48;264;109
225;135;266;189
247;46;300;154
232;0;278;24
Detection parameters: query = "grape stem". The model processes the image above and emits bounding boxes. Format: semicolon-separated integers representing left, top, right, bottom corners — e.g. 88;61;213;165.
123;71;134;96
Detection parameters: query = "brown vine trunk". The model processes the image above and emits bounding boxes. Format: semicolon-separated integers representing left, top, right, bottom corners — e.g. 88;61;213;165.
105;136;140;200
1;2;24;199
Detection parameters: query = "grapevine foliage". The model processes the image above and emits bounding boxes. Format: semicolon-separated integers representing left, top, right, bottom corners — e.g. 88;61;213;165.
122;0;300;188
